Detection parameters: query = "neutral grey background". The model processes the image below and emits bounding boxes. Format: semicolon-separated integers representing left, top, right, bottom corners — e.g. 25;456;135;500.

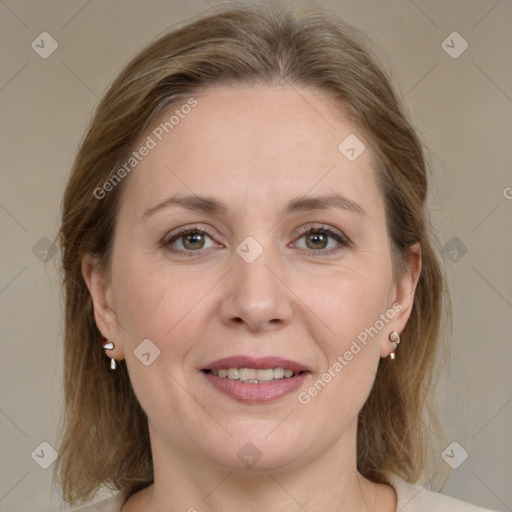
0;1;511;511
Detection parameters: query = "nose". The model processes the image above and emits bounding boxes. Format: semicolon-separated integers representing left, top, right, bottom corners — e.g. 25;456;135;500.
218;248;294;332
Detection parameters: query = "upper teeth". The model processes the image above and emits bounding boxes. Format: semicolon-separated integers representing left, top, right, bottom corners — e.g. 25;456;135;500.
211;367;296;382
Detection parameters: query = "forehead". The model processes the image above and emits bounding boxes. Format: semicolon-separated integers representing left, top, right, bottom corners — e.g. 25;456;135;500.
119;85;382;218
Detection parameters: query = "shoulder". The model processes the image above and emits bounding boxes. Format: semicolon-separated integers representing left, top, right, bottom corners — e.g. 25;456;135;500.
69;490;128;512
385;472;501;512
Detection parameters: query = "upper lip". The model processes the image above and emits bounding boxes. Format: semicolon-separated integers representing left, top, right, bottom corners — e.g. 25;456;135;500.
202;356;311;373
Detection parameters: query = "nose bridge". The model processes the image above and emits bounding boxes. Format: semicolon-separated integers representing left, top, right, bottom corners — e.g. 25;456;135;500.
220;237;293;330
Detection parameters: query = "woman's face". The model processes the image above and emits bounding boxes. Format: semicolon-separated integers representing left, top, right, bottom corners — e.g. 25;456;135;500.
85;85;419;472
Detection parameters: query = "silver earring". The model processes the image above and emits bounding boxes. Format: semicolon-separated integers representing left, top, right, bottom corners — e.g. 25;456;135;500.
102;341;116;370
388;331;400;360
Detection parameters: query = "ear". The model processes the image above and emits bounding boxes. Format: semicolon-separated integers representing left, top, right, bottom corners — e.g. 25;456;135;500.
82;253;124;360
380;242;422;357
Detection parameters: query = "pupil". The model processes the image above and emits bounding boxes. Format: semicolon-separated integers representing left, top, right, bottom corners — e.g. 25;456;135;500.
184;233;204;250
306;233;327;250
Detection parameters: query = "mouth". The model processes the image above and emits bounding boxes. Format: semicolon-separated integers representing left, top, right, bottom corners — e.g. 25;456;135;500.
200;356;312;403
201;367;307;383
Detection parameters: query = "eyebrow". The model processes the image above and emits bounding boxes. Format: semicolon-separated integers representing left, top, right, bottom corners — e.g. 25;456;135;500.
142;193;367;219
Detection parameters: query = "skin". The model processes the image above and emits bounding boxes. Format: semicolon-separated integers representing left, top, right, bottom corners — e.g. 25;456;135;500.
83;84;421;512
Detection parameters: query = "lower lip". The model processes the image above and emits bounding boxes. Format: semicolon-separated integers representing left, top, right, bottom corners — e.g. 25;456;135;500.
201;371;310;403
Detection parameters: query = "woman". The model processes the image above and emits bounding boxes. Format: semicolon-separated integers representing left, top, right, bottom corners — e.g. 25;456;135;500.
54;2;499;511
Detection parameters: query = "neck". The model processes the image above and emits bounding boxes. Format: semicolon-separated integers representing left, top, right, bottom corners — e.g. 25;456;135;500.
128;423;391;512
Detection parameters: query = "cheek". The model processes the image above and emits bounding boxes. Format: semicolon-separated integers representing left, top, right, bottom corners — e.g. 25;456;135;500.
114;271;175;344
293;263;391;410
111;258;209;419
112;254;216;363
324;284;386;377
301;265;391;351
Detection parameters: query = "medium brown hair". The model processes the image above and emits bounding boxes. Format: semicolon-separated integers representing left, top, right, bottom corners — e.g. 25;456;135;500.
55;1;451;504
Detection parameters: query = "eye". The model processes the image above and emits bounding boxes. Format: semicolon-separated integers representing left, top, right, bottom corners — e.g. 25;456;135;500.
161;224;349;257
163;226;220;253
293;225;349;254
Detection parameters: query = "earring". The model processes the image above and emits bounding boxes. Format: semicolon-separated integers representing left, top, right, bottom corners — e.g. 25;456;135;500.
388;331;401;360
102;341;117;370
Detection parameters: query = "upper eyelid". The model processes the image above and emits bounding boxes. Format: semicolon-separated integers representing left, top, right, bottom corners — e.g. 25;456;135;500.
163;225;220;243
295;224;347;239
164;224;344;239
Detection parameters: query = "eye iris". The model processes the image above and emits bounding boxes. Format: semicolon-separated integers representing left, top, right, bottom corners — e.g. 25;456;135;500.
182;232;204;250
306;232;328;250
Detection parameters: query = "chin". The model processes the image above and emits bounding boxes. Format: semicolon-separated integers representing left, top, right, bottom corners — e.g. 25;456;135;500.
202;426;308;473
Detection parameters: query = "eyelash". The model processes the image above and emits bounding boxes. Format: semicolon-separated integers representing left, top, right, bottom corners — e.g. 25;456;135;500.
161;224;350;257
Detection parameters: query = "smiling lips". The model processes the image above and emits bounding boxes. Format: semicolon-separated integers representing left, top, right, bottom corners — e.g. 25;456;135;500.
201;355;312;403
